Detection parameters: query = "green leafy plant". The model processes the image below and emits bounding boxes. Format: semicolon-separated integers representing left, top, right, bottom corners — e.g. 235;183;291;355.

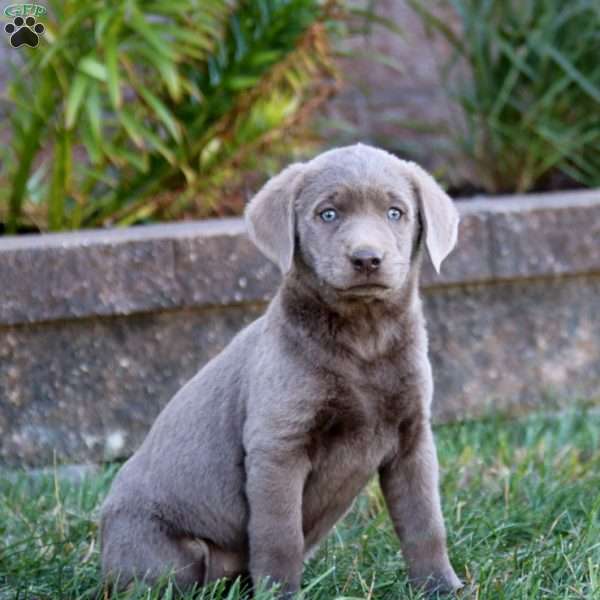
409;0;600;193
0;0;339;233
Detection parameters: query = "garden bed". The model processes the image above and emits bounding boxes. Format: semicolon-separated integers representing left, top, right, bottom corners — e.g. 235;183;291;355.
1;189;599;466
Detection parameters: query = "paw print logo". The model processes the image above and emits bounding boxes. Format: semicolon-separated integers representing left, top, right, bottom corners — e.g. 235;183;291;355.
4;15;45;48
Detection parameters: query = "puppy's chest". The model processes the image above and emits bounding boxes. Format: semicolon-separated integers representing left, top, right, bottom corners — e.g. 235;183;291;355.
306;366;421;465
301;374;422;544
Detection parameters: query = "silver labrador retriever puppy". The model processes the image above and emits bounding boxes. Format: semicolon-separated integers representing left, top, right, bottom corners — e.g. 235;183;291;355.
100;144;463;597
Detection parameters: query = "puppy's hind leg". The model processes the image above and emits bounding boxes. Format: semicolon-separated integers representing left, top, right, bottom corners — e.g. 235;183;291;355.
100;509;207;591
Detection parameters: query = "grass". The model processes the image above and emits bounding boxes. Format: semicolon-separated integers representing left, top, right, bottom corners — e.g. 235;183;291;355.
1;406;600;599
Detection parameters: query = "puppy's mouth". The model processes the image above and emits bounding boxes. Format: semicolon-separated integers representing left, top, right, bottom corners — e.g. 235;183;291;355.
335;283;391;296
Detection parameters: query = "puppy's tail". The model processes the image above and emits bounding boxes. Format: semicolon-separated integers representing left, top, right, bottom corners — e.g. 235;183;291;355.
183;538;246;584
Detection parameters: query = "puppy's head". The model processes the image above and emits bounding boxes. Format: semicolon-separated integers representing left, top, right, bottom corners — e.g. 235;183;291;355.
245;144;458;298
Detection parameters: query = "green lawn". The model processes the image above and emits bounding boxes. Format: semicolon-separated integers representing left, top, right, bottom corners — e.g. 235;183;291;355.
2;407;600;599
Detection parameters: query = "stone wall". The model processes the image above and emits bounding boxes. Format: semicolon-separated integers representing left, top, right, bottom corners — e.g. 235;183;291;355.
1;190;599;466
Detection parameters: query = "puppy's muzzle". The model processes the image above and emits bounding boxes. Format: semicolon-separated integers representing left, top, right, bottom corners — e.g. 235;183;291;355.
349;247;383;274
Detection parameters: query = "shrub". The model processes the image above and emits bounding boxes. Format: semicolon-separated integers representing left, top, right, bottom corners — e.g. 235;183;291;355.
0;0;339;233
410;0;600;193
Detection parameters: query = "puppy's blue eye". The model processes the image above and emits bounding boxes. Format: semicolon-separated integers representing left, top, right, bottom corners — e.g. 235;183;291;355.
387;207;403;221
320;208;338;223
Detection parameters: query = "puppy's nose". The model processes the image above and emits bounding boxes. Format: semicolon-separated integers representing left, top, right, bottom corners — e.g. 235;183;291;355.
350;247;383;273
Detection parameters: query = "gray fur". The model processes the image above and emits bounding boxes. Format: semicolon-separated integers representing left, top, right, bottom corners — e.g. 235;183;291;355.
100;144;462;597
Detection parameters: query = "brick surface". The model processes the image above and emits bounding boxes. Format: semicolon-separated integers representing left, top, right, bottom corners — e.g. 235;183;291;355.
1;190;599;326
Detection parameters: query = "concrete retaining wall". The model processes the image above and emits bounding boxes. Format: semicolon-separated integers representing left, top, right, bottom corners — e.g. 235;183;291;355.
1;190;599;466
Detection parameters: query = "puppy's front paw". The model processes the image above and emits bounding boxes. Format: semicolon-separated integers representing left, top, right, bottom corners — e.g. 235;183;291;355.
412;567;463;596
258;576;299;600
274;586;299;600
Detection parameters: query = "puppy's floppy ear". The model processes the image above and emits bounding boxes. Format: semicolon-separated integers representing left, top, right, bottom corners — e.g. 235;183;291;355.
245;162;305;274
406;162;459;273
